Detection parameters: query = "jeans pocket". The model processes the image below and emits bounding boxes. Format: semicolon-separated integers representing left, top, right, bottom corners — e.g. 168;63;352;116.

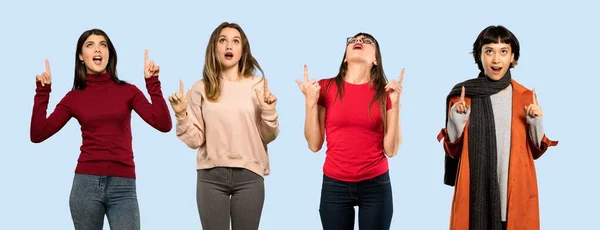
197;167;228;183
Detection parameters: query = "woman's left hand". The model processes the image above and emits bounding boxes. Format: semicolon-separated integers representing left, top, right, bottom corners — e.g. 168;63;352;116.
255;78;277;110
385;68;404;106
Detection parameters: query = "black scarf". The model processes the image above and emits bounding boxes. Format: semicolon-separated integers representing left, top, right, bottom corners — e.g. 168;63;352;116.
443;70;512;230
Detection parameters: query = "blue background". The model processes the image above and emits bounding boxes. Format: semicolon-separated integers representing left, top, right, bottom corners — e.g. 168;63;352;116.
1;0;596;229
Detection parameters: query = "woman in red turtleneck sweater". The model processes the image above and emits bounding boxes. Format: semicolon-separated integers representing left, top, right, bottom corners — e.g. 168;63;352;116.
30;28;172;230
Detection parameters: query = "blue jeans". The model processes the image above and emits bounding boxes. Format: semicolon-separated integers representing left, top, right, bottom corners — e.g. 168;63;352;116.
319;171;394;230
69;173;140;230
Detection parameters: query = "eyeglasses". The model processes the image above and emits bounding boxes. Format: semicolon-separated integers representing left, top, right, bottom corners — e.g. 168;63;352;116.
347;37;375;45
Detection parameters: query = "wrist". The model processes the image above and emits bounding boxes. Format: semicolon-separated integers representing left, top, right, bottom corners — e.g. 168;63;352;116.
260;105;276;111
305;100;318;107
175;111;187;118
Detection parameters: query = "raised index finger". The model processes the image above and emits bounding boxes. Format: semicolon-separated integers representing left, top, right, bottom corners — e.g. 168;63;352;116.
179;79;184;94
398;68;405;85
144;49;149;65
263;78;269;92
45;59;51;74
304;64;309;83
460;86;465;101
532;88;538;105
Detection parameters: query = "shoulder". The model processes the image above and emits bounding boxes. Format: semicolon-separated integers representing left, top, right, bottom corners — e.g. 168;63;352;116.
60;90;78;104
120;82;139;90
510;79;536;105
187;79;206;103
510;79;530;94
113;82;144;98
247;75;264;89
192;79;206;92
318;77;336;88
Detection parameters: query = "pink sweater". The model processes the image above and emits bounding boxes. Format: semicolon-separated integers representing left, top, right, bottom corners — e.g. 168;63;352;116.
175;77;279;177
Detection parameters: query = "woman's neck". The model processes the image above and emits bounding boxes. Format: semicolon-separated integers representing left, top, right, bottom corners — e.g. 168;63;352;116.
344;63;371;84
221;65;241;81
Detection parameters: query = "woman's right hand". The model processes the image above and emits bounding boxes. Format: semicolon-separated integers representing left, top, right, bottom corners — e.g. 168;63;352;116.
455;86;469;114
295;65;320;105
36;59;52;87
168;79;192;118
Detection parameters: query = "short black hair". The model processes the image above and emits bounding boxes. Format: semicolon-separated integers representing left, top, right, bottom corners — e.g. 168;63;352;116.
472;25;520;71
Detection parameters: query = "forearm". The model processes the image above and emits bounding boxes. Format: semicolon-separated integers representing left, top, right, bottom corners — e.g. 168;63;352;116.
145;76;172;132
258;108;280;144
383;105;401;157
175;112;205;149
304;102;323;152
30;83;71;143
526;116;545;147
447;105;470;143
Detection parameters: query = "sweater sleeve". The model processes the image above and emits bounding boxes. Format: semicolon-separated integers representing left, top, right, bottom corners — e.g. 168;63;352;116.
447;104;470;143
131;75;173;133
437;97;470;159
176;87;206;149
30;82;73;143
526;116;544;147
523;90;558;159
258;107;280;144
256;79;280;144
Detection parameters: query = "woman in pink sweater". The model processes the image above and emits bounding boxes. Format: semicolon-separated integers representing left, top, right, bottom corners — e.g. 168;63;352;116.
169;22;280;230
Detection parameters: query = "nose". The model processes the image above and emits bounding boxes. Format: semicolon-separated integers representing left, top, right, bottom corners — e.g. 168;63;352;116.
492;53;500;63
225;42;232;50
94;45;101;52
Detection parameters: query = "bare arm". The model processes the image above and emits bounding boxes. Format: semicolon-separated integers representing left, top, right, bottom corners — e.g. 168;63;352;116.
296;65;325;152
383;104;401;157
304;103;325;152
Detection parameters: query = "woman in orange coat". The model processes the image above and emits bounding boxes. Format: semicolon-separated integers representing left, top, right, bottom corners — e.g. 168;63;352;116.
437;25;558;230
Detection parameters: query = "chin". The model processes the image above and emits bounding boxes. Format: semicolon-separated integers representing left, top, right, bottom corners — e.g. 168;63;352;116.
485;74;502;81
88;68;105;74
346;58;369;64
220;62;238;69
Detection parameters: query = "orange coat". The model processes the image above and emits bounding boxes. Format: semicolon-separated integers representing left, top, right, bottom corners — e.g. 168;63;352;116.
437;80;558;230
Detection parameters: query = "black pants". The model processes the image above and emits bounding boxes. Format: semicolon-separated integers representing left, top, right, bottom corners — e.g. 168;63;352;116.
319;171;394;230
196;167;265;230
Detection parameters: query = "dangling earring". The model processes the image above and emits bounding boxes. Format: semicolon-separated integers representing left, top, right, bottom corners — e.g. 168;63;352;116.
80;60;84;65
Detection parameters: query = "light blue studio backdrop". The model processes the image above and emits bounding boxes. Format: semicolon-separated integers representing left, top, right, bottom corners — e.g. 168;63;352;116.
0;0;596;229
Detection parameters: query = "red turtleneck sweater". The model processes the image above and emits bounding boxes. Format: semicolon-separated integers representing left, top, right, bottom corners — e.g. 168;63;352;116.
30;73;172;179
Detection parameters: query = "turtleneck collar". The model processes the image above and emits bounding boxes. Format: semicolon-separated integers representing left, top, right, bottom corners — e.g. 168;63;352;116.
86;72;112;85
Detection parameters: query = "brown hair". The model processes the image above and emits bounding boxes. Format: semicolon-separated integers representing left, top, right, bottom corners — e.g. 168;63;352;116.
326;32;388;128
203;22;265;102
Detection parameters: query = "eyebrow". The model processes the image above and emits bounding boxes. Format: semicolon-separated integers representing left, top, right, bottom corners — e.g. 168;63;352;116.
483;46;509;49
219;35;242;39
